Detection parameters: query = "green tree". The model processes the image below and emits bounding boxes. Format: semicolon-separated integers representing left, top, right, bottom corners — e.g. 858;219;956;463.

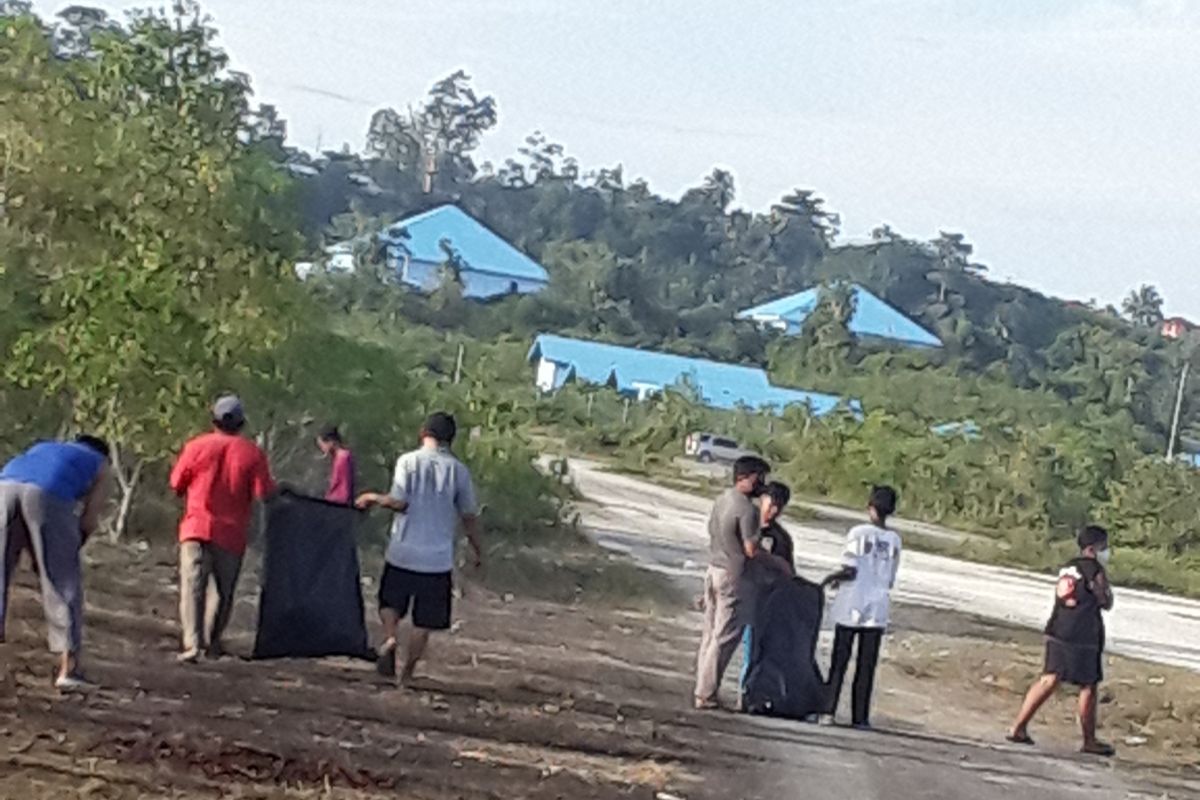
1122;284;1165;329
1;4;302;536
366;70;497;190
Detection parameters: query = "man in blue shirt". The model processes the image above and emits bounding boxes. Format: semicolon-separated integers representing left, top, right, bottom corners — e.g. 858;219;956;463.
0;435;111;691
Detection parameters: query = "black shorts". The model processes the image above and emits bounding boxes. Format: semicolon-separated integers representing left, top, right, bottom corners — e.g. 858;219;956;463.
1044;637;1103;686
378;565;453;631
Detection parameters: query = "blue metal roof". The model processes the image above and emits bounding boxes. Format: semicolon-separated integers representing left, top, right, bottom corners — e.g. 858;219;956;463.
931;420;982;439
738;283;942;348
528;334;854;415
378;205;549;283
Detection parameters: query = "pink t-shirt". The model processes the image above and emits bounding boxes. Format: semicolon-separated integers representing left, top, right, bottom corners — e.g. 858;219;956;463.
325;448;355;505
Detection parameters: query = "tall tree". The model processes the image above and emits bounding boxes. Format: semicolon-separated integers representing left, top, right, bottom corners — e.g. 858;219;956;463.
1122;284;1165;329
366;70;497;190
1;3;302;536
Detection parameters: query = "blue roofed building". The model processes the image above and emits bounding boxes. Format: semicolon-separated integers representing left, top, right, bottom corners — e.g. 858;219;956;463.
738;283;942;349
528;333;858;416
367;205;549;299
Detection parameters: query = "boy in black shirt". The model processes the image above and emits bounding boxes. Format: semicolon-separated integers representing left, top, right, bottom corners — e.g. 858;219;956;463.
758;482;796;576
1007;525;1115;756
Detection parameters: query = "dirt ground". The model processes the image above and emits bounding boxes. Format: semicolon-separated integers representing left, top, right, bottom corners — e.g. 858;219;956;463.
1;540;1198;799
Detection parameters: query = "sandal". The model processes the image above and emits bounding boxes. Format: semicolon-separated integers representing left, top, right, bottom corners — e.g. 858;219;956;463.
1006;732;1036;746
1081;740;1115;757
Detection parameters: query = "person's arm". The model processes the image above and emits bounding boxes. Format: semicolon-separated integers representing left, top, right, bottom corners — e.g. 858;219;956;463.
889;540;902;590
253;449;281;501
356;492;409;512
356;456;409;513
735;496;762;557
828;529;861;587
1092;569;1114;611
168;446;191;497
462;513;482;569
79;462;112;544
456;466;483;570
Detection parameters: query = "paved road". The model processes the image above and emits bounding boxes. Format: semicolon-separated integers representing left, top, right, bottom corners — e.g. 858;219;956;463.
675;457;982;545
564;458;1200;798
568;458;1200;673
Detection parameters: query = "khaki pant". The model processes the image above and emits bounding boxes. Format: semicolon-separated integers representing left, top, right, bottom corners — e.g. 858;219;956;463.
0;481;83;653
179;540;242;655
694;565;752;704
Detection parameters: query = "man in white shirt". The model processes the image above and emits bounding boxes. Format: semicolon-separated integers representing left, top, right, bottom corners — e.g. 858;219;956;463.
824;485;901;729
356;412;482;685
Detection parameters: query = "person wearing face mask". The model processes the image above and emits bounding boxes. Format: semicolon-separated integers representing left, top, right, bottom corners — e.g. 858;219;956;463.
693;455;772;710
1007;525;1116;757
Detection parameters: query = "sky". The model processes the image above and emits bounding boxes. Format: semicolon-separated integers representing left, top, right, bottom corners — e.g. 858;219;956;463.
32;0;1200;318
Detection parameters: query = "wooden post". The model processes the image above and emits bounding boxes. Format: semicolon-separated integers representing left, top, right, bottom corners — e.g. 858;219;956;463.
453;343;465;385
622;398;630;424
586;393;594;419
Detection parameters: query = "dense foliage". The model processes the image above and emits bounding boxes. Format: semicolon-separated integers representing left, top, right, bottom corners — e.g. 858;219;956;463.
2;4;1196;595
0;4;564;549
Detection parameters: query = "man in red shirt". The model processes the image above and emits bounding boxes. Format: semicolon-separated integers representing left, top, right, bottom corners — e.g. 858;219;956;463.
316;425;355;506
169;396;276;663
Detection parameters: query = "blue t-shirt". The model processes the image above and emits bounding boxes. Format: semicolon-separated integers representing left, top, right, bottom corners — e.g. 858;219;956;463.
0;441;105;502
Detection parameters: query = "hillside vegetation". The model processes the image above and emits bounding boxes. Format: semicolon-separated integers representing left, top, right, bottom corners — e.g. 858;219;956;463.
1;3;1197;596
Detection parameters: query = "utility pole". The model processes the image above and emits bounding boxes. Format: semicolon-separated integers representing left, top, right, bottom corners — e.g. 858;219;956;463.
1167;360;1190;461
453;343;465;385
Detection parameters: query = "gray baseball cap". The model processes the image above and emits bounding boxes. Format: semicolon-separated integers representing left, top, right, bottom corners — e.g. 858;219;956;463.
212;394;245;424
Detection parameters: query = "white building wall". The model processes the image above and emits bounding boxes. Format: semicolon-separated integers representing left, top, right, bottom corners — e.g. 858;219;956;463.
535;358;560;392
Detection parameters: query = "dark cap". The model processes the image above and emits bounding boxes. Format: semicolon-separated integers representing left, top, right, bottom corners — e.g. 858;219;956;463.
1077;525;1109;550
422;412;457;444
318;424;341;442
212;395;245;425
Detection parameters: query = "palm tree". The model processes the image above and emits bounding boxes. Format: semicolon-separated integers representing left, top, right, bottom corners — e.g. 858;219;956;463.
700;168;737;213
1122;284;1165;329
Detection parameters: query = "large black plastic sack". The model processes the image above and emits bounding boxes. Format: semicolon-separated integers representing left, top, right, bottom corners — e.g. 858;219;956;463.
253;491;372;660
741;575;830;720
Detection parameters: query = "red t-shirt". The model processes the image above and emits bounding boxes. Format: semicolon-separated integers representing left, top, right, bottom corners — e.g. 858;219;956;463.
325;447;355;505
169;431;276;554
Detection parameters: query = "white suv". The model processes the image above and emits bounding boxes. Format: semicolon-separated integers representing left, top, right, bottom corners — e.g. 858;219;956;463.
684;432;749;463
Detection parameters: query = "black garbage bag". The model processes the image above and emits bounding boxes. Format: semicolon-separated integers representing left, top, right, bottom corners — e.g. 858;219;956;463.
741;574;831;720
253;491;372;660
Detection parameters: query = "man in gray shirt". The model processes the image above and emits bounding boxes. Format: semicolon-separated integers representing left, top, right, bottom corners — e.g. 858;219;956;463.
694;455;776;709
356;412;482;685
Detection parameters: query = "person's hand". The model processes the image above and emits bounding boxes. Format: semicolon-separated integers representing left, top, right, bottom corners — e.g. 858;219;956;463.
354;492;378;510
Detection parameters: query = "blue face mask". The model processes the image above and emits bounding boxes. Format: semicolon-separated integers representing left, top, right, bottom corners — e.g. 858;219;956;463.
1096;548;1111;567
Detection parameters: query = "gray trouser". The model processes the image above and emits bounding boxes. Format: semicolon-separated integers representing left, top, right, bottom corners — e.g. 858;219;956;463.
694;565;753;703
0;480;84;653
178;540;243;654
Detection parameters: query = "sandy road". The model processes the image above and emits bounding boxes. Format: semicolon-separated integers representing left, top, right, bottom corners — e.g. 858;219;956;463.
567;458;1200;673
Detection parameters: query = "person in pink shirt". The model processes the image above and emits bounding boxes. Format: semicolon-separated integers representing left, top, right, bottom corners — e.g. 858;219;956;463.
317;425;355;506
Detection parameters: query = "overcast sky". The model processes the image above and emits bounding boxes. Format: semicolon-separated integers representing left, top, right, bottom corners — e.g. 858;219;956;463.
33;0;1200;318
